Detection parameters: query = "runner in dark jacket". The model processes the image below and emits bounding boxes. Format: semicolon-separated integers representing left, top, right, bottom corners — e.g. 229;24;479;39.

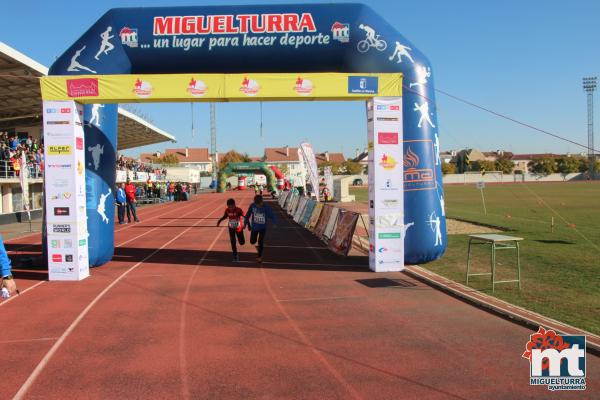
245;195;276;263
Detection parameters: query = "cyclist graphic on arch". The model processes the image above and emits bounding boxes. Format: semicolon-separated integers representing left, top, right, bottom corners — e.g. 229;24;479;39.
357;24;387;53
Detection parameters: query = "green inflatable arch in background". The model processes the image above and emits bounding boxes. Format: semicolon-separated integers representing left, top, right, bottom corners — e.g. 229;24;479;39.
217;162;277;193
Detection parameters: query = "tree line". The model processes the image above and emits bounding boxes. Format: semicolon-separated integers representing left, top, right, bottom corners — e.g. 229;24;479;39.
443;156;599;175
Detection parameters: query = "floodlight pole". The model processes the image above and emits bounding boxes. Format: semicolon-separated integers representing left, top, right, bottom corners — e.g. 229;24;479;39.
210;102;217;182
583;77;597;178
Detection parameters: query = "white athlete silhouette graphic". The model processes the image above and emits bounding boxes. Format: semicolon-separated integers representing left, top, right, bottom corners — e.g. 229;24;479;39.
409;65;431;88
434;133;440;165
357;24;387;53
95;26;115;60
88;144;104;171
427;212;443;246
97;188;112;224
89;104;104;127
67;46;97;74
389;41;414;64
439;192;446;217
414;101;436;128
401;222;415;239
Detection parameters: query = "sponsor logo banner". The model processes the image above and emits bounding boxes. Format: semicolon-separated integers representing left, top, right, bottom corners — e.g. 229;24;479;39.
403;141;436;191
348;76;378;94
51;224;71;233
53;207;70;216
378;132;398;145
48;145;72;155
66;78;99;97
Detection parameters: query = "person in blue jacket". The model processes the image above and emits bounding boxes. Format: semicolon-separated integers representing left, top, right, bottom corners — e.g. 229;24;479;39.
115;183;127;224
0;236;17;296
245;195;276;263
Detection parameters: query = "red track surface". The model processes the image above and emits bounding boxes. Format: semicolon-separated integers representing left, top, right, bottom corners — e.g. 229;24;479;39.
1;191;598;399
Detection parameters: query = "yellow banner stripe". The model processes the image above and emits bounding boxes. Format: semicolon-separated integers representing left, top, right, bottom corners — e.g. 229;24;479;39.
40;73;402;103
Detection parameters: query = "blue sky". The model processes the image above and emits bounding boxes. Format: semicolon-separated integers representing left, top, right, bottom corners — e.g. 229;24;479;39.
1;0;598;158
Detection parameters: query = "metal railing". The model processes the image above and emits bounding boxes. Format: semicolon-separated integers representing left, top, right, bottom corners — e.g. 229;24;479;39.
0;160;43;180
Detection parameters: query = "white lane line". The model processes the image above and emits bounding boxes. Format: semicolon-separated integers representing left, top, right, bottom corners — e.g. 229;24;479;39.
0;281;45;308
265;245;328;249
5;196;203;252
0;337;58;345
12;199;223;400
236;260;366;269
179;196;252;400
277;296;364;303
179;225;225;400
1;199;214;306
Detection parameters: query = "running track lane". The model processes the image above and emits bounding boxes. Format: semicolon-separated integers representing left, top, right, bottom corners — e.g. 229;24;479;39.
2;191;599;399
1;196;208;294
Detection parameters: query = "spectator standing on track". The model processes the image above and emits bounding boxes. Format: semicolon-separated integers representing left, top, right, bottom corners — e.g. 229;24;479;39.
245;195;276;263
124;179;140;223
115;183;127;224
217;198;246;262
0;236;18;298
168;182;175;201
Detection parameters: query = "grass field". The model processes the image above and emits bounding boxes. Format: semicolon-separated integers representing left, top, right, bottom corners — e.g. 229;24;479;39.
350;182;600;335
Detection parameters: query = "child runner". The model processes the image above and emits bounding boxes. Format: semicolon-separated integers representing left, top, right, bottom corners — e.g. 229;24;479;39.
245;195;276;263
217;198;245;262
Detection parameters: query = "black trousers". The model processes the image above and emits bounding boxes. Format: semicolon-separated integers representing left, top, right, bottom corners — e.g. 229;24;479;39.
250;229;266;257
117;203;126;223
229;228;245;255
126;200;138;222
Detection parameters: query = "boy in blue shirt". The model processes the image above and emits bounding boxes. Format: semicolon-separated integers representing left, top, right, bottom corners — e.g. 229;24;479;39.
115;183;127;224
0;236;17;297
245;195;276;263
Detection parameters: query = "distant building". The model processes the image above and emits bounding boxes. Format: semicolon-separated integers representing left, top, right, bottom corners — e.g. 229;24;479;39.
315;151;345;166
511;153;565;173
439;151;455;164
140;147;212;173
264;146;306;186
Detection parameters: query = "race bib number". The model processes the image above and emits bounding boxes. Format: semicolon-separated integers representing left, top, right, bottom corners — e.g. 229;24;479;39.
228;219;239;229
253;212;266;224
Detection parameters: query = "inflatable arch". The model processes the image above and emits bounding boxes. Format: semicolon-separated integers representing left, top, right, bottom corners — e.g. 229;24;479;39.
269;166;285;189
48;3;446;267
218;162;276;193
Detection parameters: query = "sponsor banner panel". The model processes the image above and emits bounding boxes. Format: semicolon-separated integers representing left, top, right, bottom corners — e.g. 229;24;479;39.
41;73;402;103
323;206;339;240
368;97;404;272
43;101;89;281
307;202;324;231
313;204;333;239
300;199;316;227
328;210;359;256
293;197;308;223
